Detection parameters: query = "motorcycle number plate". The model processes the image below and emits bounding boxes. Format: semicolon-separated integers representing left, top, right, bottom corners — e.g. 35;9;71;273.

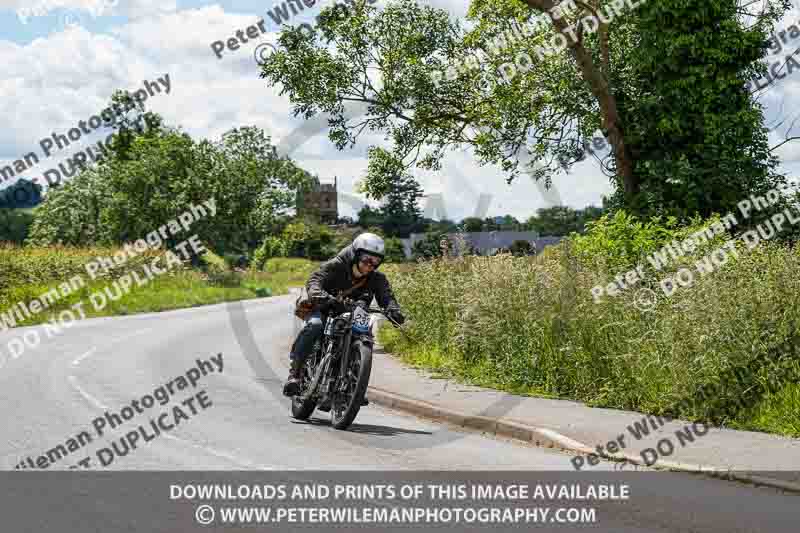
352;306;371;333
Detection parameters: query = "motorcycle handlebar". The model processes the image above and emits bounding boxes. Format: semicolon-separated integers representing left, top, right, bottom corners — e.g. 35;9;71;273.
333;296;410;332
337;297;391;317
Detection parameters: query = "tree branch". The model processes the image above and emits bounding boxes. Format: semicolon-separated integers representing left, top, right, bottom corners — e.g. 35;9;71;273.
769;136;800;152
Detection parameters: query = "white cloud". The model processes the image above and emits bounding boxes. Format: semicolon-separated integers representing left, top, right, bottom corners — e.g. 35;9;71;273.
122;0;177;21
1;0;176;23
3;0;799;213
425;0;469;18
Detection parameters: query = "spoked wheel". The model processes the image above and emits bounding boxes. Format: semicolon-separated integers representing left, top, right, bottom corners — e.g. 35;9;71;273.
331;341;372;430
291;353;319;420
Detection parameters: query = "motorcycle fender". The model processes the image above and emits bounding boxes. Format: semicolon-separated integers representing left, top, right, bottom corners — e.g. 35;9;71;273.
355;335;373;347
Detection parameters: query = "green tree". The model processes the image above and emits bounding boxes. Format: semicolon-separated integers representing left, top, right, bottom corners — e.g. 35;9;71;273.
609;0;789;216
28;119;311;254
461;216;485;232
376;173;424;237
260;0;789;217
0;179;43;208
357;204;384;228
411;231;448;259
509;239;535;256
524;205;605;236
0;209;35;243
26;168;111;245
281;220;336;260
383;236;408;262
214;126;312;251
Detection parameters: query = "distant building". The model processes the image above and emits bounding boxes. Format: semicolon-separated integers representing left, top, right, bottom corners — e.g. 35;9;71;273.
400;231;563;259
297;176;338;223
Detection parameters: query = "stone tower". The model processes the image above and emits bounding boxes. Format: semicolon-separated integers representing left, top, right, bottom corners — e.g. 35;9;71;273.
298;176;338;223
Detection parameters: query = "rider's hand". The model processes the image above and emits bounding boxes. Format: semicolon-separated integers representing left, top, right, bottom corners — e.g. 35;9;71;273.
386;308;405;326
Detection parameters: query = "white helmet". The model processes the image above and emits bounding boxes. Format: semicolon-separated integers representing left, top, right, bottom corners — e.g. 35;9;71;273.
352;232;385;261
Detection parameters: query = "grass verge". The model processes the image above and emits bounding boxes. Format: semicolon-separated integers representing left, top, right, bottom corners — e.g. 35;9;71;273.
0;244;317;327
378;236;800;438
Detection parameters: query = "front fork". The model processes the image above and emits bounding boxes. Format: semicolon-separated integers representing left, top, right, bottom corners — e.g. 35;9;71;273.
317;314;375;399
336;331;373;393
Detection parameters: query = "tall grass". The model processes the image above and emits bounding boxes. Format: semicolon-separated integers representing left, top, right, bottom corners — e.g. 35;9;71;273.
380;226;800;436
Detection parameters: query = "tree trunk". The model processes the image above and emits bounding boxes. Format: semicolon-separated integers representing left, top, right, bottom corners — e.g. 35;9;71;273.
524;1;640;208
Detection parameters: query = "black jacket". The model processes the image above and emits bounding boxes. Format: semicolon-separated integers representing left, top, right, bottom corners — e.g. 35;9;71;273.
306;244;400;312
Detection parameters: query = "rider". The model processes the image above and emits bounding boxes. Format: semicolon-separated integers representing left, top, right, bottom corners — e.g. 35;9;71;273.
283;232;406;397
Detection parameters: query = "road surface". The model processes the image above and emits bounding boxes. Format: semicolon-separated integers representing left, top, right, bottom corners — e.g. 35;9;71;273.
0;295;796;532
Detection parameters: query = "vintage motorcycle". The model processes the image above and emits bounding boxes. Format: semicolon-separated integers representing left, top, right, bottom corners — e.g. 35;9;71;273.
290;297;396;430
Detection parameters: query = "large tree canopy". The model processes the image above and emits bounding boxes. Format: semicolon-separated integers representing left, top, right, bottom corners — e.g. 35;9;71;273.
261;0;790;218
28;115;312;253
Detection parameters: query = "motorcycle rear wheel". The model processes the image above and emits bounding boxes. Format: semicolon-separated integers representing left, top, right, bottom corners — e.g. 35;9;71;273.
290;353;320;420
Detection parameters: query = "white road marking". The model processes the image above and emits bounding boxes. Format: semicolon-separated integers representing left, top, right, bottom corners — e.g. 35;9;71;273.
68;375;109;410
67;331;275;470
71;328;152;368
71;347;97;367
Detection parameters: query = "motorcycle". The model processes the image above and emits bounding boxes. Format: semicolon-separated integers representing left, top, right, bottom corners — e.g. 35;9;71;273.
290;297;396;430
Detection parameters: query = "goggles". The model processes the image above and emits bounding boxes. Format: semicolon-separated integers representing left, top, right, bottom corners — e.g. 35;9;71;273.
359;254;382;268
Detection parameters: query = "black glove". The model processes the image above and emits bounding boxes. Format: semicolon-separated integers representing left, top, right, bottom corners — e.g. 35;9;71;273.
386;307;405;326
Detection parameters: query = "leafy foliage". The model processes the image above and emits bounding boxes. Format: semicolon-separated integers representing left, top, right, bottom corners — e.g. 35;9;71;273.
0;179;43;208
524;206;604;236
383;236;408;262
611;0;790;216
28;119;312;255
252;236;291;270
508;239;535;256
0;209;35;244
261;0;791;216
281;220;337;260
411;231;449;259
252;220;338;269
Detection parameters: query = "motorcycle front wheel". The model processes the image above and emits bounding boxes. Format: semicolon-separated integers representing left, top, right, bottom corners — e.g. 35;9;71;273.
330;340;372;430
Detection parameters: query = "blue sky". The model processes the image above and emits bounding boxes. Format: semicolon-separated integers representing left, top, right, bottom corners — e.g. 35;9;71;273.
2;0;800;221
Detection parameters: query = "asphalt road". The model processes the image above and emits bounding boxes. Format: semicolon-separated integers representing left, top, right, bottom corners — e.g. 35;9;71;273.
0;295;797;532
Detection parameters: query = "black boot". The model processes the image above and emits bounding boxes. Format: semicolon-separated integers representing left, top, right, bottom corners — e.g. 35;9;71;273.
282;359;304;397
